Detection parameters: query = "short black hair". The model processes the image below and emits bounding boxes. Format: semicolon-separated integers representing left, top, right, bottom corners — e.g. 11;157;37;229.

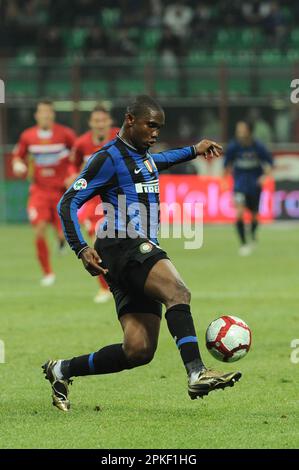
126;95;164;118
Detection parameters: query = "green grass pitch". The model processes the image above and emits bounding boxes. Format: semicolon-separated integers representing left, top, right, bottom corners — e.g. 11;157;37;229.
0;223;298;449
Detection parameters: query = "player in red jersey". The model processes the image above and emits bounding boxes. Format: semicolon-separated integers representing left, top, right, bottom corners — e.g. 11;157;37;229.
70;105;119;303
12;99;76;286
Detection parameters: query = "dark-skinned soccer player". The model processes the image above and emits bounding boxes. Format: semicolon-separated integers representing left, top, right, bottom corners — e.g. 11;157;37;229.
42;96;241;411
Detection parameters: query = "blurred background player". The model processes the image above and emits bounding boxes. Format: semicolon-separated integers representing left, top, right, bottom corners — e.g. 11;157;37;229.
224;121;273;256
69;105;119;302
12;99;76;285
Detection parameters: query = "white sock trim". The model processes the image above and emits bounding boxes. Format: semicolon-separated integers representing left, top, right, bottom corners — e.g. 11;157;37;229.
53;360;64;380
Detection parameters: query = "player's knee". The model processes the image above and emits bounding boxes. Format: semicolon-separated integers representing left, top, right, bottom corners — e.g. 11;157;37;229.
125;343;156;367
236;209;244;220
35;222;46;238
168;280;191;307
182;285;191;304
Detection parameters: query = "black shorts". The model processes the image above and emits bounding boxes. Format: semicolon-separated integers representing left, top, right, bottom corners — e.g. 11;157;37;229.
94;237;169;319
234;190;261;213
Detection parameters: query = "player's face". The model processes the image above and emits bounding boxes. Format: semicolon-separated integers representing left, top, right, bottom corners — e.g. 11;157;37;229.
236;122;252;145
35;104;55;129
128;109;165;152
89;111;112;138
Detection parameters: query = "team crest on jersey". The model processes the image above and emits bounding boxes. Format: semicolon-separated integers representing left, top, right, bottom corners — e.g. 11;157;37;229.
73;178;87;190
144;159;154;173
139;242;153;254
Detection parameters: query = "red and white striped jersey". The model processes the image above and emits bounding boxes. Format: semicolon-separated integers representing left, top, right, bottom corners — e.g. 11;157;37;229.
13;123;76;190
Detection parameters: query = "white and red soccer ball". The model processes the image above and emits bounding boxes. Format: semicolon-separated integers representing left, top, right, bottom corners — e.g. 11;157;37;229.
206;315;252;362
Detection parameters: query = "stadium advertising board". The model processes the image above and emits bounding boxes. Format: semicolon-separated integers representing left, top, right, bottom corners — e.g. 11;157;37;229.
4;151;299;223
160;175;274;223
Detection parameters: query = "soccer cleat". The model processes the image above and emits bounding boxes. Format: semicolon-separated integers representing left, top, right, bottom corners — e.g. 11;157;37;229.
42;360;72;412
239;244;252;256
40;273;56;287
188;368;242;400
94;289;112;304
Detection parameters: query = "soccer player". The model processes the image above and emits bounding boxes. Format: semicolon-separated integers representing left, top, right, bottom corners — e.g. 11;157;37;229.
70;105;119;303
224;121;273;256
12;99;76;285
42;95;241;411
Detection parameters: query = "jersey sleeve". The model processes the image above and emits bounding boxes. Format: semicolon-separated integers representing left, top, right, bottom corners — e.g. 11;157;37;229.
12;131;29;161
151;146;196;172
58;151;115;257
223;141;236;168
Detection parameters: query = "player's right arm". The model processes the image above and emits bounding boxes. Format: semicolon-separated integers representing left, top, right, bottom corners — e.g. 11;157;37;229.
221;141;236;190
58;151;115;275
152;140;222;171
12;131;29;177
223;141;237;178
223;141;236;173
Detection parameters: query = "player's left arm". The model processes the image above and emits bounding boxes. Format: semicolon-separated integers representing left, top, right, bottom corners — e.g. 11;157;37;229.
152;140;222;171
257;144;274;186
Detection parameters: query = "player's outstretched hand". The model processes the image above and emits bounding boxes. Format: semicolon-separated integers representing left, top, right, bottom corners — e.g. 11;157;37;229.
80;247;108;276
195;140;223;160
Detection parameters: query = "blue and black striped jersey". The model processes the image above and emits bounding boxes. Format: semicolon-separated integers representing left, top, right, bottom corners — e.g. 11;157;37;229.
224;139;273;194
58;135;196;256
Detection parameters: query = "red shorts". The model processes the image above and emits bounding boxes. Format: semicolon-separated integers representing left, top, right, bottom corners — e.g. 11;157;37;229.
27;185;64;230
78;196;103;235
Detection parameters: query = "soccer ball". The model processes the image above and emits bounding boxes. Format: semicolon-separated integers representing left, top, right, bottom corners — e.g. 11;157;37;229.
205;315;252;362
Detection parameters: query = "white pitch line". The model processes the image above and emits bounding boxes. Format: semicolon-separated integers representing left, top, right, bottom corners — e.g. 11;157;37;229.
192;292;299;300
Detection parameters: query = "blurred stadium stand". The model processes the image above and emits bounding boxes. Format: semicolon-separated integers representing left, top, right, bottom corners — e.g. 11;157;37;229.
1;1;299;138
0;0;299;222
